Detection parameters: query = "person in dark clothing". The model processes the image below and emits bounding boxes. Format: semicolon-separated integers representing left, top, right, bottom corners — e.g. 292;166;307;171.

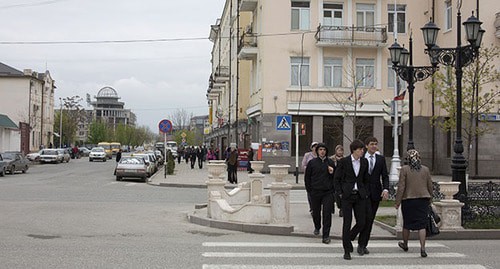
197;145;204;169
116;149;122;163
304;143;336;244
202;146;208;162
185;147;191;164
226;146;238;184
177;147;183;164
247;148;254;173
334;139;370;260
189;146;197;169
349;137;389;255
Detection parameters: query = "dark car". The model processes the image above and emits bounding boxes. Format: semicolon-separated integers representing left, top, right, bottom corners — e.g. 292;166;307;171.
0;152;30;174
0;154;7;176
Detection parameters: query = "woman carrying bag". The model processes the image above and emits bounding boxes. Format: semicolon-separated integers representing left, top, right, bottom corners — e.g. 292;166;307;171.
394;149;434;258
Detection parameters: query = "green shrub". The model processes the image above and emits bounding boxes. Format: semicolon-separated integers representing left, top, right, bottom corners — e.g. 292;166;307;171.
167;150;175;175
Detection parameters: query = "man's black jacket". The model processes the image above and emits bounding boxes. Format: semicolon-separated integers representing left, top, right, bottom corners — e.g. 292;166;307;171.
304;156;335;196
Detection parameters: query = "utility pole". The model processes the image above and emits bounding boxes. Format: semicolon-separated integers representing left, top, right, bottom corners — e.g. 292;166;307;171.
389;0;401;184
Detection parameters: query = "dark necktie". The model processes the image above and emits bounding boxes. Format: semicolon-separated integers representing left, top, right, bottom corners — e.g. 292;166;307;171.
369;155;374;175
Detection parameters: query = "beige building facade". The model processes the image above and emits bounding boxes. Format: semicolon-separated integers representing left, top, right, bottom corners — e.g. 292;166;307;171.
207;0;499;177
0;63;56;153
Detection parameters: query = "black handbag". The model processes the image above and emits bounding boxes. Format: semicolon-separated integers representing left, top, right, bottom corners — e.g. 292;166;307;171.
426;206;440;237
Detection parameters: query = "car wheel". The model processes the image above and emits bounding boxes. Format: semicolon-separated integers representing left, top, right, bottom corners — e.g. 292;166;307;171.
142;176;147;183
22;166;28;173
0;168;4;177
103;158;106;162
9;166;15;174
89;158;92;162
116;176;121;181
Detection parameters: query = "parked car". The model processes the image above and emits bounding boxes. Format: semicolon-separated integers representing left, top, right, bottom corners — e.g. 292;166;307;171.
115;156;148;182
89;147;107;162
0;152;30;174
57;149;71;163
39;149;62;164
26;150;43;162
126;153;154;177
0;154;7;176
79;147;91;157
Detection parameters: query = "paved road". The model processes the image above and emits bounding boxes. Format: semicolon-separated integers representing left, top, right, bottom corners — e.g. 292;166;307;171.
0;158;497;268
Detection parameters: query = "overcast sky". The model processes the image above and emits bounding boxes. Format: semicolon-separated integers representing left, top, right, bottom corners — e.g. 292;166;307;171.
0;0;225;132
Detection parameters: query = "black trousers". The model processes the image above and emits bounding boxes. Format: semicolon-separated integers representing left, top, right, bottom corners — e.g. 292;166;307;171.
350;198;376;248
190;156;196;168
341;193;366;252
198;156;203;168
310;192;334;239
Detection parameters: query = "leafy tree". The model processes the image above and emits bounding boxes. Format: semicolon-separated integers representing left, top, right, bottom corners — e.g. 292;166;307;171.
87;120;109;144
168;108;192;130
172;129;196;146
53;95;85;147
427;45;500;164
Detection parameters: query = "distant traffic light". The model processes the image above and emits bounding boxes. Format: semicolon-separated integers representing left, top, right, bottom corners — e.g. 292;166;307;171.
300;123;306;135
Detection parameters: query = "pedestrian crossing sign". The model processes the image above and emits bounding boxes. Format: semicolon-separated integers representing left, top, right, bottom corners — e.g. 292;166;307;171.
276;115;291;131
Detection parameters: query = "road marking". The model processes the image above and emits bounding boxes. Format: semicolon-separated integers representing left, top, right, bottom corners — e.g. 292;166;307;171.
202;252;465;258
202;242;447;248
203;265;486;269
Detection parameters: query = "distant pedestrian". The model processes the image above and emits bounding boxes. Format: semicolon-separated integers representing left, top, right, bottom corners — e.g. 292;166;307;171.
302;141;319;215
116;149;122;163
330;144;345;217
190;146;197;169
247;147;254;173
197;145;204;169
226;146;238;184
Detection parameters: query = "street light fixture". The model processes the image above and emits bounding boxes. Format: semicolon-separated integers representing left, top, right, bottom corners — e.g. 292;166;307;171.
388;35;437;151
421;9;483;205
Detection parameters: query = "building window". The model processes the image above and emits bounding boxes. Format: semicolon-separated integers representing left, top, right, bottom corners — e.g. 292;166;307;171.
387;59;406;89
388;4;406;33
324;58;343;87
291;57;310;86
356;3;375;28
291;1;310;30
356;59;375;87
445;1;452;30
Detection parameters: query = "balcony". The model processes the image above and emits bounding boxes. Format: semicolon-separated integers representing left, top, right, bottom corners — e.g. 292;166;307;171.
239;0;257;12
238;33;258;60
496;12;500;38
315;25;387;47
214;66;229;82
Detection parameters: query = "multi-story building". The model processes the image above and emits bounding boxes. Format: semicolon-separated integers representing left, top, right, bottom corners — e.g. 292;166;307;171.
190;115;209;146
0;62;56;153
207;0;499;176
76;86;136;143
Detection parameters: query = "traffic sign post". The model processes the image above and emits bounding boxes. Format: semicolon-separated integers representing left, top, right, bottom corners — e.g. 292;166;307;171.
159;119;172;178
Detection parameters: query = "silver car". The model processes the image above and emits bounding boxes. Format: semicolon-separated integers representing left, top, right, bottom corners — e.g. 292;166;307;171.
39;149;62;164
89;147;107;162
115;156;148;182
0;152;30;174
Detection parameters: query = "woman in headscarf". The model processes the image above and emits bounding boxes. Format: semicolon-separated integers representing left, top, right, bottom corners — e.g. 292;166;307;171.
394;149;433;258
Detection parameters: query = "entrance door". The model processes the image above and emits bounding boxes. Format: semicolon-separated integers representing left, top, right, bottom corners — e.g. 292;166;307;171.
323;3;343;40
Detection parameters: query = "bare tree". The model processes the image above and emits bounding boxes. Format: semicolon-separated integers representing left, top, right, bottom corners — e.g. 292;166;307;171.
169;108;193;130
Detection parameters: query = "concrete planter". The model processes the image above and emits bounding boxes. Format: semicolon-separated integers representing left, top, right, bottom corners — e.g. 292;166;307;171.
438;181;460;202
268;164;290;182
207;163;226;180
250;161;265;174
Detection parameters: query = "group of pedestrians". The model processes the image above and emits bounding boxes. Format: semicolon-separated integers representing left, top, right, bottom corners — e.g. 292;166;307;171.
304;137;433;260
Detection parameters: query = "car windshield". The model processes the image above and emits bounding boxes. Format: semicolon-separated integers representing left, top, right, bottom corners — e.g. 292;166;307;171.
41;150;58;155
92;148;104;152
120;157;144;164
2;152;16;159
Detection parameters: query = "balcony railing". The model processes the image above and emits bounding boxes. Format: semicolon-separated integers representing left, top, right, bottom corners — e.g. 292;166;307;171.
315;25;387;47
495;12;500;38
238;33;258;60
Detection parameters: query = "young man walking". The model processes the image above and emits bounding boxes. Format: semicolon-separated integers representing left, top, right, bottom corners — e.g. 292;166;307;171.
304;143;335;244
334;140;370;260
350;137;389;255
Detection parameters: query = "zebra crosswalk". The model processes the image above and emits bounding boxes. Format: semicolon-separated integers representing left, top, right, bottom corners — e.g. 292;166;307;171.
201;241;487;269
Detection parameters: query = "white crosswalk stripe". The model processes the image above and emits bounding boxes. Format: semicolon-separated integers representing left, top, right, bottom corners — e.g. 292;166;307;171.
201;241;487;269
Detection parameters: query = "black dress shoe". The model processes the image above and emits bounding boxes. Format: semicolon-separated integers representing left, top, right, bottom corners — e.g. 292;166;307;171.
363;248;369;254
313;229;320;235
398;241;409;252
322;238;331;244
343;252;351;260
357;245;365;256
339;209;343;217
421;249;427;258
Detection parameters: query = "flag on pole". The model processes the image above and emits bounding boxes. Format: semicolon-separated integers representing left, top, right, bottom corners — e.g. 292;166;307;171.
394;90;406;101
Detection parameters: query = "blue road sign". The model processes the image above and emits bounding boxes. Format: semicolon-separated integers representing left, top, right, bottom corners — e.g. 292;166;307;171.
158;119;172;133
276;115;291;131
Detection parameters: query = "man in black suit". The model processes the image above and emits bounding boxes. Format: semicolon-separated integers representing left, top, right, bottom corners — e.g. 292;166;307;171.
350;137;390;255
333;140;370;260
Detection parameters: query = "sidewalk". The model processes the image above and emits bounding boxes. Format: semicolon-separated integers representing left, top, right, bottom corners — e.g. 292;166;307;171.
149;161;500;240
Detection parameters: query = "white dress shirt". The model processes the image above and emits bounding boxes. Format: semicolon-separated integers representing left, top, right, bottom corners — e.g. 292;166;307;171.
351;155;360;190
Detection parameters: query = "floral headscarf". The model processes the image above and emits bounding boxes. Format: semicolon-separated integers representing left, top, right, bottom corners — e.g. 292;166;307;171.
407;149;422;171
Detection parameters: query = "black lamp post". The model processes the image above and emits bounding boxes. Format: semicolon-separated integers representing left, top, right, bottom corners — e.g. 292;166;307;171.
421;9;483;204
388;35;436;151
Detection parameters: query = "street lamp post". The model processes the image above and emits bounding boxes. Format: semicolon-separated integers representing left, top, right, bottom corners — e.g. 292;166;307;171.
59;97;63;148
420;8;483;204
388;35;437;151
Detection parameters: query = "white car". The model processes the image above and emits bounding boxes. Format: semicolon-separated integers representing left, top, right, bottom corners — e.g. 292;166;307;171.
27;150;43;162
89;147;107;162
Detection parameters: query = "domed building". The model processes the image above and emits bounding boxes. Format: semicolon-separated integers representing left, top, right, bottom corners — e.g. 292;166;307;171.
76;87;136;143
